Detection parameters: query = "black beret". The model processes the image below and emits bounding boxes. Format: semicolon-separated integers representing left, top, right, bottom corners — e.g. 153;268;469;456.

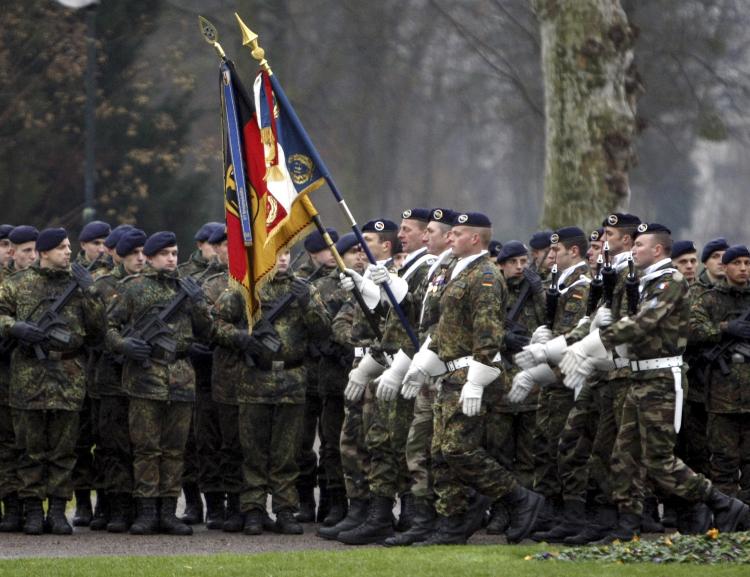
552;226;586;244
452;212;491;228
633;222;671;239
529;230;553;250
429;208;456;225
208;225;227;245
78;220;111;242
304;227;338;253
722;245;750;265
488;240;503;258
36;227;68;252
144;231;177;257
336;232;361;255
496;240;527;263
194;221;223;242
602;213;641;228
401;208;431;223
671;240;696;260
9;225;39;245
104;224;134;249
362;219;398;233
0;224;14;240
701;237;730;262
589;228;604;242
115;228;147;257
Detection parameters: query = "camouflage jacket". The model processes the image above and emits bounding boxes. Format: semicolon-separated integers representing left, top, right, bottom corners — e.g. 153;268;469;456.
418;253;456;341
106;267;212;402
92;264;129;397
696;268;719;291
177;249;211;278
600;259;689;382
689;279;750;413
193;265;228;394
75;250;113;280
0;264;105;411
212;271;330;405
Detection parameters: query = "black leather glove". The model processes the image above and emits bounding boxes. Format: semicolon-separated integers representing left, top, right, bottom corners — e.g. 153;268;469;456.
9;321;45;344
522;267;543;294
121;337;152;362
290;277;310;306
504;330;531;353
187;342;213;359
234;331;264;356
71;262;94;290
179;276;205;304
724;319;750;340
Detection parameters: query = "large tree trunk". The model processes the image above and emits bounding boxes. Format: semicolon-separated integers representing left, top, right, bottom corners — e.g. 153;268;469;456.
535;0;641;230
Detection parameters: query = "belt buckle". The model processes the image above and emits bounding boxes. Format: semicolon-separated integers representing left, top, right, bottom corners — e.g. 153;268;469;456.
630;360;639;371
272;360;285;371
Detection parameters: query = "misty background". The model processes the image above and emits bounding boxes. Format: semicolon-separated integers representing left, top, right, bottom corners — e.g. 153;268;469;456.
1;0;748;251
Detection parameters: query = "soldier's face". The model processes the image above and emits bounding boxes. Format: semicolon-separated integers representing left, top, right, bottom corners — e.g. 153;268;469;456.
198;241;215;260
81;238;108;262
122;247;146;275
632;235;662;269
11;241;38;271
398;219;426;254
310;248;336;268
551;243;575;270
214;240;229;265
587;241;603;267
342;246;365;273
363;232;389;261
704;251;726;279
276;250;291;272
499;256;528;279
725;257;750;286
450;226;481;258
672;252;698;282
424;222;450;255
40;238;71;270
0;239;11;267
603;227;631;254
149;247;178;271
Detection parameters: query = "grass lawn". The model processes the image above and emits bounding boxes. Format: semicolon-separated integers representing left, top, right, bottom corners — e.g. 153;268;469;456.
0;543;747;577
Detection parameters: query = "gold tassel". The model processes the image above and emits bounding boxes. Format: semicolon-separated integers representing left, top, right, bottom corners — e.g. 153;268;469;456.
265;165;285;182
260;126;276;163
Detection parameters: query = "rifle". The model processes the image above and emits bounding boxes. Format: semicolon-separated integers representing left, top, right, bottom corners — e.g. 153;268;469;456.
0;259;96;360
545;264;560;330
586;254;604;316
702;307;750;377
601;241;617;308
624;255;639;316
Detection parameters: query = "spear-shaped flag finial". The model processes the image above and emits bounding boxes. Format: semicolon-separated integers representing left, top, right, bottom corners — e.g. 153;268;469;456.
198;15;225;59
234;12;271;74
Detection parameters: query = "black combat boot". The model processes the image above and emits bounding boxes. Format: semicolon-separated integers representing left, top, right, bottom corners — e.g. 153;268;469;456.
72;489;93;527
243;509;264;535
594;512;641;544
47;496;73;535
395;493;416;532
531;499;585;543
89;493;110;531
322;489;348;527
180;483;203;525
295;485;316;523
160;496;193;535
486;502;510;535
530;497;556;533
204;492;226;530
414;515;468;546
129;497;160;535
661;497;679;528
640;497;664;533
503;485;545;543
276;509;304;534
705;487;749;532
564;505;617;545
318;498;368;540
456;491;492;540
383;499;437;546
677;502;712;534
106;494;131;533
0;493;22;532
223;493;244;533
23;498;45;535
316;480;330;524
337;496;394;545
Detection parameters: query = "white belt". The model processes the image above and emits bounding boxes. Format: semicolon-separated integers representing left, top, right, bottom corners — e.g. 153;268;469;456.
445;356;472;372
354;346;370;359
614;358;630;369
629;355;682;372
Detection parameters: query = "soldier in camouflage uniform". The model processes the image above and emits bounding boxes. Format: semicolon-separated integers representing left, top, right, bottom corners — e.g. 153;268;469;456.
697;238;729;290
529;231;553;279
671;241;698;285
559;223;749;541
93;228;147;533
0;228;104;535
690;245;750;506
107;231;212;536
6;226;39;275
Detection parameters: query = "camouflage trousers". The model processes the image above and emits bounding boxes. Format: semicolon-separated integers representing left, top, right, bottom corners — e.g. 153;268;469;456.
238;402;304;514
610;377;711;515
707;412;750;504
366;392;413;499
216;402;243;495
533;386;575;499
181;410;199;487
340;382;375;499
97;395;133;494
0;403;20;498
405;386;436;502
73;395;96;491
486;408;537;490
319;393;345;492
13;408;80;500
432;381;516;517
676;399;710;477
297;389;323;491
129;398;192;499
194;389;223;493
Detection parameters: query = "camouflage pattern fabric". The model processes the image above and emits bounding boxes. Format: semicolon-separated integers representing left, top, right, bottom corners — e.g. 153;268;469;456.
194;389;223;494
0;404;19;498
177;249;211;278
706;412;750;503
319;393;345;492
405;387;437;501
217;401;243;495
485;407;537;490
97;394;133;494
297;389;323;492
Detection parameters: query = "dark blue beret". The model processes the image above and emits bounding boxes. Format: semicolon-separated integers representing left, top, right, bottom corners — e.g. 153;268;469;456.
497;240;527;263
116;228;147;257
722;245;750;265
104;224;134;249
602;213;641;228
144;231;177;257
79;220;111;242
589;228;604;242
36;228;68;252
194;221;223;242
0;225;14;240
336;232;361;255
452;212;491;228
633;222;671;239
401;208;431;223
429;208;456;225
701;237;730;262
671;240;696;260
208;225;227;245
362;219;398;233
529;230;553;250
488;240;503;258
9;225;39;245
304;228;338;253
552;226;586;244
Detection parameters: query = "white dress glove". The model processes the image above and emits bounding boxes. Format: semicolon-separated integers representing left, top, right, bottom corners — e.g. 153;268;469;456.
369;264;390;285
344;352;385;402
339;268;381;309
401;364;429;399
531;325;552;344
514;335;567;369
459;359;501;417
376;350;411;401
508;364;556;403
590;307;613;332
559;329;610;383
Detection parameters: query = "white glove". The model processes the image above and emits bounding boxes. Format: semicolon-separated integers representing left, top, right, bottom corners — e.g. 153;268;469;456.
339;268;361;292
339;268;380;309
576;315;590;328
410;337;447;377
531;325;552;344
590;307;613;332
369;264;390;285
508;364;556;404
460;359;501;417
514;335;567;369
401;364;428;399
559;329;610;381
563;357;596;393
344;353;385;402
376;350;411;401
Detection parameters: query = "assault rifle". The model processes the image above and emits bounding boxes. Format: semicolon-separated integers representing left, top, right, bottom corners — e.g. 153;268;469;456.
545;264;560;330
601;241;617;308
702;307;750;377
586;254;604;316
624;255;639;316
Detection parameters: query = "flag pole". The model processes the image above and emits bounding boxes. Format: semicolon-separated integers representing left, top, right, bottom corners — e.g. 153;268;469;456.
234;14;420;349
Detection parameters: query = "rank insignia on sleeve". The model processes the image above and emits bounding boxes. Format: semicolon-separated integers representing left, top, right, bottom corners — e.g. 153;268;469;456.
482;272;494;287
